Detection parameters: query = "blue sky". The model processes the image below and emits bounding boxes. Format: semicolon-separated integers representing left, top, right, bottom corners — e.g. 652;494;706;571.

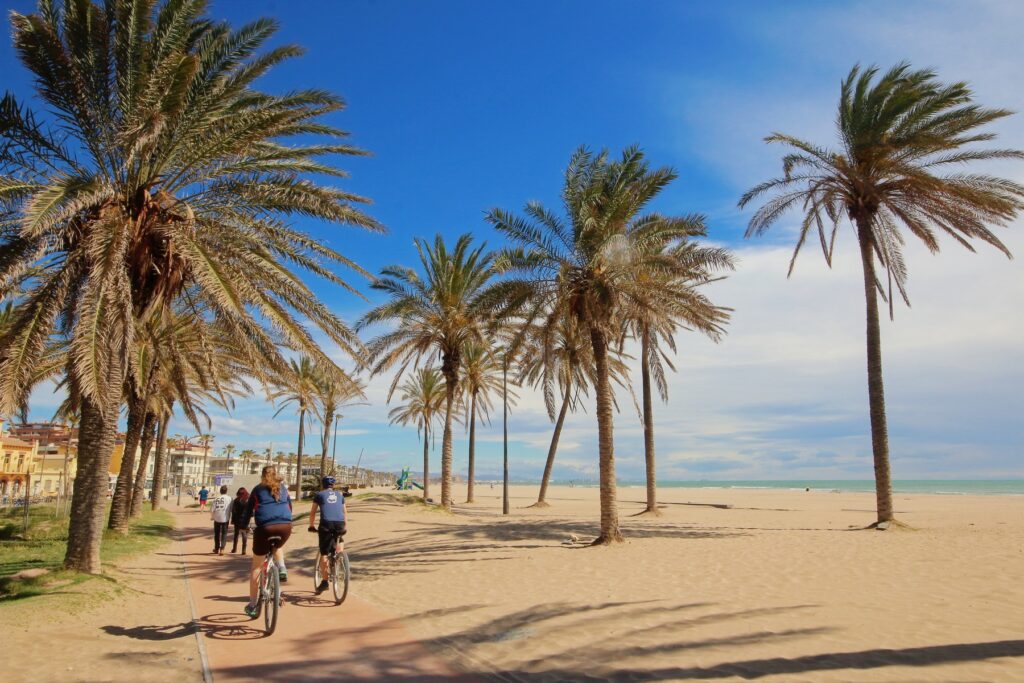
4;0;1023;480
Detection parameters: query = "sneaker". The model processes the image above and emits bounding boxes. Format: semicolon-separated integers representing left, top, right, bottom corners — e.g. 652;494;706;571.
244;602;258;618
279;571;288;583
315;580;329;595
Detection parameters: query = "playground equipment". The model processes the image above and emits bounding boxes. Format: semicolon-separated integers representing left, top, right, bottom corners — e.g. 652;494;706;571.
395;467;424;491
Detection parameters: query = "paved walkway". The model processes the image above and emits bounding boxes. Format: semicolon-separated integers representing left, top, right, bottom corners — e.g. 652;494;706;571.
174;508;479;682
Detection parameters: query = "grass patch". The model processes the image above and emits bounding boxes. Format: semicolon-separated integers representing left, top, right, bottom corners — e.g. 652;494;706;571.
0;507;174;606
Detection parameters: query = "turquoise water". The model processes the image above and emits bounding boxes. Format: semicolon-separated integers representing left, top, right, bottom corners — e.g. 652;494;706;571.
608;480;1024;495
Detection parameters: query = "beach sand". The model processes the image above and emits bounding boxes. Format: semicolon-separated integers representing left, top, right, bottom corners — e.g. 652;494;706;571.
346;484;1024;682
7;485;1022;682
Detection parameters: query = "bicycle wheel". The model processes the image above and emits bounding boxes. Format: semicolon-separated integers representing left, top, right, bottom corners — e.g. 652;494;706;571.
332;551;349;604
312;547;323;590
264;562;280;635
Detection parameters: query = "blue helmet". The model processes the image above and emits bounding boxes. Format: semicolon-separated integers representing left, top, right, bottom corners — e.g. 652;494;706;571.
321;476;336;488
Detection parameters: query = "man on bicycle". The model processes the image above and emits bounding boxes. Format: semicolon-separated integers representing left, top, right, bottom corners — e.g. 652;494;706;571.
308;476;350;594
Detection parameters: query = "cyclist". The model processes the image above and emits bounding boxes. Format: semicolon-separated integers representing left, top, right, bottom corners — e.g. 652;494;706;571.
308;476;350;594
241;465;292;617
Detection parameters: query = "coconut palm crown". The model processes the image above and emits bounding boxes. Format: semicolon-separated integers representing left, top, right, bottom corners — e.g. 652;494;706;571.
0;0;380;572
738;63;1024;524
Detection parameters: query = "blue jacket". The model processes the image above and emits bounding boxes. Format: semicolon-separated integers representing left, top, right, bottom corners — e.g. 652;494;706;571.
242;483;292;528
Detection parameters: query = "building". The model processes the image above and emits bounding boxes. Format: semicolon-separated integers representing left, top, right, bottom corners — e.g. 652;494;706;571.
10;421;81;499
0;419;41;498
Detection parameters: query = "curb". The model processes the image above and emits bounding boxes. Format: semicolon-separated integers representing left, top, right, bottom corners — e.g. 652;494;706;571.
177;524;215;683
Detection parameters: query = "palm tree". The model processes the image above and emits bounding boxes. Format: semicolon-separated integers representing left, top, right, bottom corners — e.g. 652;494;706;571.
239;449;257;474
739;63;1024;525
272;356;321;499
488;146;710;544
459;342;507;503
360;234;495;510
519;317;593;508
0;1;379;573
388;368;445;500
314;369;366;478
625;226;733;515
223;444;236;466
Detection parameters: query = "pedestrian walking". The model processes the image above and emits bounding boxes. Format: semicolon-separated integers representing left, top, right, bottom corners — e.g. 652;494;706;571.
230;487;250;554
210;485;231;554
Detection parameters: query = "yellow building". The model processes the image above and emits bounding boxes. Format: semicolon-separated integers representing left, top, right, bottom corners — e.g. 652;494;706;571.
36;443;77;499
0;425;41;499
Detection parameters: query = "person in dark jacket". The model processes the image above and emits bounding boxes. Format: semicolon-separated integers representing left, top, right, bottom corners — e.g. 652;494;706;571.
230;487;250;554
241;465;292;617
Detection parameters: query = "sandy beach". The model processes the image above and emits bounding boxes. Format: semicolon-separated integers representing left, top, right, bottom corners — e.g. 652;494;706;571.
7;484;1023;682
346;484;1024;681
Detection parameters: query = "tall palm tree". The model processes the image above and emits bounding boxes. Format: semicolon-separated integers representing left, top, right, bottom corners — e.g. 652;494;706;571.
624;227;733;515
271;356;323;499
223;444;236;466
314;369;366;478
239;449;257;474
488;146;710;544
360;234;495;510
388;368;445;500
0;0;378;573
124;304;248;520
519;316;593;508
739;63;1024;525
459;342;506;503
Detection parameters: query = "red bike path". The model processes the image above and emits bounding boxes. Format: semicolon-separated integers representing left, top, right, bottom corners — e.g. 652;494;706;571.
173;508;481;682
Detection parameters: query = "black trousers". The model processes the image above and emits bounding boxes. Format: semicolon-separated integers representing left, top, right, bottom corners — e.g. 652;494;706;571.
213;521;229;551
231;525;249;553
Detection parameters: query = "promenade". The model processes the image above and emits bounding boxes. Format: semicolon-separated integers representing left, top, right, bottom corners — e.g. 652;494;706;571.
174;506;476;682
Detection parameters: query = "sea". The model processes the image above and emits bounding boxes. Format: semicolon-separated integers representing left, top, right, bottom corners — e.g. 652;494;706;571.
553;480;1024;496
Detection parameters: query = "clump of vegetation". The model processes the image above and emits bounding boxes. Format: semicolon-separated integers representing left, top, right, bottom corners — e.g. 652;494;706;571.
0;507;173;606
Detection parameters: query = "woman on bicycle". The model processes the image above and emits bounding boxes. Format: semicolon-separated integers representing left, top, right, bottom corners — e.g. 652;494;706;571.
241;465;292;617
308;475;350;594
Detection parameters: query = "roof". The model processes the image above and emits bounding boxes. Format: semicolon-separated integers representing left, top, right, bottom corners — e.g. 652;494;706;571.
0;436;35;448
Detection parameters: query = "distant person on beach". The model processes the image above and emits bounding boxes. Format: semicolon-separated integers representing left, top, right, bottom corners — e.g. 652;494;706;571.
230;487;250;554
241;465;292;617
307;476;351;594
198;485;209;510
210;485;231;554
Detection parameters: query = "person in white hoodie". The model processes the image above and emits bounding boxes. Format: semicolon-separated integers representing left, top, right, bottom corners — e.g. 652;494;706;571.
210;485;232;554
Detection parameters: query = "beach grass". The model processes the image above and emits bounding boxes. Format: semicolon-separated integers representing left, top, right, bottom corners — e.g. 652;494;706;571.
0;506;174;607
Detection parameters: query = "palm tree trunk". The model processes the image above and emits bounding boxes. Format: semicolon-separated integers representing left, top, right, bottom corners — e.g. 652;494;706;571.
440;364;458;511
130;411;157;518
534;387;571;507
422;425;430;500
856;218;894;524
641;331;659;515
320;408;334;477
108;391;145;531
589;326;623;544
63;392;121;573
150;417;170;511
295;407;306;499
466;391;477;503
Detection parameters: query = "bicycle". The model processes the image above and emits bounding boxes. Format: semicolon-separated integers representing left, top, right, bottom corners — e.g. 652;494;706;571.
251;535;284;634
311;527;349;605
